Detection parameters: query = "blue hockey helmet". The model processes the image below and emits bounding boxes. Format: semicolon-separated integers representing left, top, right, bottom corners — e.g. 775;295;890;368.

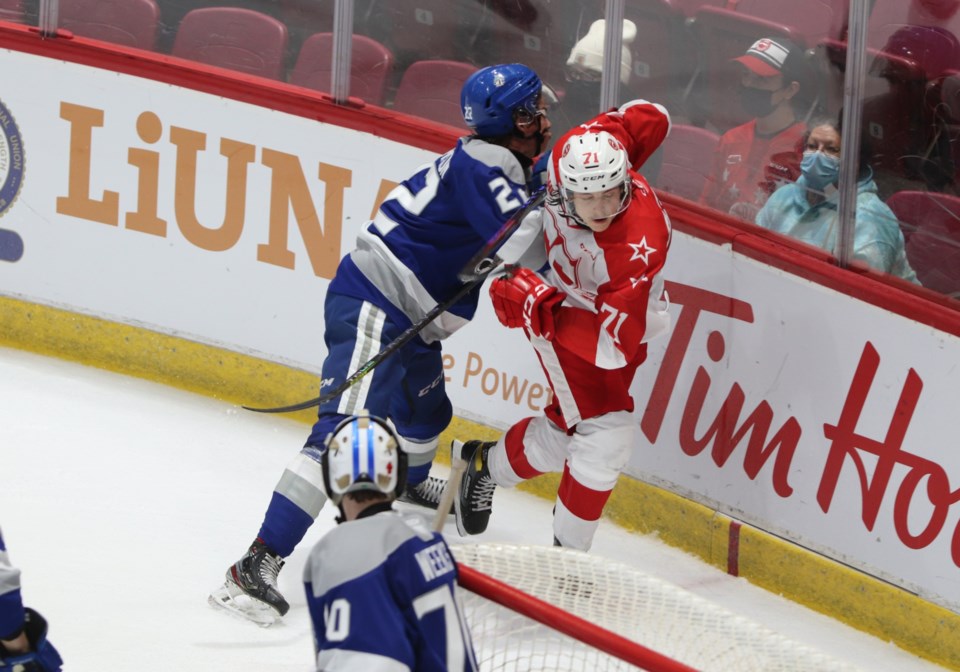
461;63;543;137
321;411;407;506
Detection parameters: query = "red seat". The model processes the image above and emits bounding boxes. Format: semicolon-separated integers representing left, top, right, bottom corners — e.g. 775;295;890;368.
172;7;288;80
60;0;160;51
867;0;960;52
732;0;848;46
277;0;378;61
819;25;960;177
482;0;584;90
655;124;721;201
887;190;960;295
625;0;692;107
670;0;730;19
290;33;394;106
0;0;24;23
362;0;486;66
391;60;478;130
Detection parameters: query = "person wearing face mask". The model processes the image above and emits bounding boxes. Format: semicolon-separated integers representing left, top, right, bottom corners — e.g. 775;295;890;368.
756;118;920;283
530;19;663;189
699;38;809;221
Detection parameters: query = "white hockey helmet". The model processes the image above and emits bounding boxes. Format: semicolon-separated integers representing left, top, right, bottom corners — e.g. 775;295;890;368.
556;130;631;224
321;411;407;506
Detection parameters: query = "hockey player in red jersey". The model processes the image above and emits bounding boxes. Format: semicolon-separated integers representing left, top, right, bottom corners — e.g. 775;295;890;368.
455;100;673;550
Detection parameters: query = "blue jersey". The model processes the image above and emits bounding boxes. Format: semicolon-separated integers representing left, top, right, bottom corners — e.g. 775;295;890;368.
0;529;25;641
329;136;530;344
303;510;478;672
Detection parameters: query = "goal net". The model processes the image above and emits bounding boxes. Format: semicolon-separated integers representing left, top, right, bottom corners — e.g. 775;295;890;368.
451;543;863;672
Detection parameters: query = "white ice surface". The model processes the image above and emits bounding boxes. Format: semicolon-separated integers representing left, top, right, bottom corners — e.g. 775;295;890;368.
0;347;948;671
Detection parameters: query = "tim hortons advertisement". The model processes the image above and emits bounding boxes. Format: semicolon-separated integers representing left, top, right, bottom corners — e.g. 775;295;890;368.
627;235;960;614
1;51;958;614
445;231;960;614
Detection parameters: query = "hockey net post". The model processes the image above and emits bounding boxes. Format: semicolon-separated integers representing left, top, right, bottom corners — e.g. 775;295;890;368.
457;562;696;672
452;544;864;672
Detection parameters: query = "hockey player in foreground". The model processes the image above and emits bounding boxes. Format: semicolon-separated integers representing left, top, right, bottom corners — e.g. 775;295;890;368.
455;100;673;550
0;528;63;671
302;412;478;671
210;63;552;624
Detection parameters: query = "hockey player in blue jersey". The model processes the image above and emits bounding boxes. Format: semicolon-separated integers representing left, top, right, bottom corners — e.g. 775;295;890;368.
0;529;62;671
303;412;478;671
210;63;552;624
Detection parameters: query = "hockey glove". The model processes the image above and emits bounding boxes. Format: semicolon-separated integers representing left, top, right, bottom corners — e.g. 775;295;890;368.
0;608;63;672
489;267;562;339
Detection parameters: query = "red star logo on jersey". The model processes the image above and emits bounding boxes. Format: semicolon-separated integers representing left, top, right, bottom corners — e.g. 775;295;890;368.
629;237;656;264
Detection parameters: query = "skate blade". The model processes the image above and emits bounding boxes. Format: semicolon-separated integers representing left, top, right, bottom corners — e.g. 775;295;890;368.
208;580;282;627
452;440;469;537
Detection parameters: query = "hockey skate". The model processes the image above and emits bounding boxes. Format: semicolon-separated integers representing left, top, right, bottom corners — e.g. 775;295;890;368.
397;476;453;513
455;440;497;536
208;539;289;626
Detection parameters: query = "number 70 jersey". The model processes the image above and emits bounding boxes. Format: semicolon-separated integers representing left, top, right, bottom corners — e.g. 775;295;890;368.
303;511;478;672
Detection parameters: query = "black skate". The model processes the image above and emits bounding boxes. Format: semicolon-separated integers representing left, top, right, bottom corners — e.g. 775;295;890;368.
397;475;452;513
209;539;289;626
454;440;497;536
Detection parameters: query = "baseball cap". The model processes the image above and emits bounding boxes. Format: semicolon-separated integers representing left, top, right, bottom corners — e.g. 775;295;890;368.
733;37;803;79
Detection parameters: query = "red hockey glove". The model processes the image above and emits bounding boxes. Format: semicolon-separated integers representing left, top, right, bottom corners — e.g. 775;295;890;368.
489;267;562;339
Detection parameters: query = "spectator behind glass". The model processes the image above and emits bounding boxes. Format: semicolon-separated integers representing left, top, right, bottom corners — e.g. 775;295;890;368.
536;19;664;187
699;38;809;222
756;118;920;283
556;19;638;134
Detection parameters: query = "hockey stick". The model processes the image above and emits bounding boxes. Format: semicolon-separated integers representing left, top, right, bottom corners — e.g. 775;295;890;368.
433;441;469;533
243;187;547;414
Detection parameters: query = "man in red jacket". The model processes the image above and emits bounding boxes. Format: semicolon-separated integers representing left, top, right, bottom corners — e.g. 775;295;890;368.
699;37;809;222
454;100;673;550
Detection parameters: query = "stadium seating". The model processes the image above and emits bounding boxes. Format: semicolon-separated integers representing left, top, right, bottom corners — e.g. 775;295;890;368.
0;0;23;23
482;0;586;91
60;0;160;51
887;190;960;295
362;0;485;68
670;0;729;19
624;0;692;108
172;7;288;80
731;0;847;46
867;0;960;52
290;32;394;106
655;124;721;201
819;24;960;180
391;59;478;129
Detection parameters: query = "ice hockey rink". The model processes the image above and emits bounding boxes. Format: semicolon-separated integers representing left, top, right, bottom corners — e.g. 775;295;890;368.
0;345;949;672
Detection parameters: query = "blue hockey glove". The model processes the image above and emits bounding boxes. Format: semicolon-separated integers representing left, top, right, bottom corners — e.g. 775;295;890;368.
0;608;63;671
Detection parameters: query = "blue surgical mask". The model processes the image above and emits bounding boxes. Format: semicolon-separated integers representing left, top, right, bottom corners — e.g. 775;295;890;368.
801;150;841;193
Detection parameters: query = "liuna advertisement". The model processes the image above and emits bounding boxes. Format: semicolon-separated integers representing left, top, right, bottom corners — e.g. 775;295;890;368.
1;48;958;616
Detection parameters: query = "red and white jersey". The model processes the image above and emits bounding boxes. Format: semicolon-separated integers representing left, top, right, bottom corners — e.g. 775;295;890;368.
541;100;673;371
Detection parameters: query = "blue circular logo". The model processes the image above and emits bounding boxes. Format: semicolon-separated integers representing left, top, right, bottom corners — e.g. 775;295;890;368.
0;97;25;263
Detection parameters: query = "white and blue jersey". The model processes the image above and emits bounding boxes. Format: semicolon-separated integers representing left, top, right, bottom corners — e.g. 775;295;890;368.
0;529;25;641
256;138;533;559
329;136;531;343
303;507;478;672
